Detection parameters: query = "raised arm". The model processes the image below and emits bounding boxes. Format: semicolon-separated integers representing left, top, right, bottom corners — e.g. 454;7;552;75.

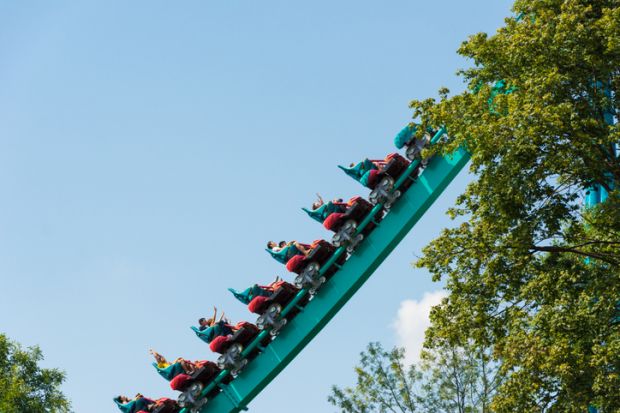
211;306;217;325
149;349;168;366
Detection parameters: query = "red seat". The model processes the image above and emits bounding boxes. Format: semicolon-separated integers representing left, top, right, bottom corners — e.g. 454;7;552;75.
323;212;346;231
234;321;259;335
367;169;381;188
383;153;409;177
248;296;270;314
285;254;306;273
209;335;230;353
170;373;193;391
152;398;179;413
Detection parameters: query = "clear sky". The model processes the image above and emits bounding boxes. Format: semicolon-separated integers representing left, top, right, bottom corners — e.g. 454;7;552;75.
0;1;514;412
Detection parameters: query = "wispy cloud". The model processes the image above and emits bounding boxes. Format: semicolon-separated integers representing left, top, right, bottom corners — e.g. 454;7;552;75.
392;290;447;364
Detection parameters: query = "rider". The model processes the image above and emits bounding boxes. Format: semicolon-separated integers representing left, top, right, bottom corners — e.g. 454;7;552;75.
340;158;388;187
113;394;154;413
304;193;347;223
228;276;283;305
196;307;237;343
266;240;287;252
149;349;197;378
266;240;311;264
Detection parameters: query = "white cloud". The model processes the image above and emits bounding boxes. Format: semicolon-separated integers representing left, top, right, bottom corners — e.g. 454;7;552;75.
392;290;447;365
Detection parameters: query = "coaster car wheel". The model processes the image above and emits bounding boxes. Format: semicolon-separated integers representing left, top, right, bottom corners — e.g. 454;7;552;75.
332;232;343;248
369;176;395;205
177;392;189;409
383;190;401;210
177;383;207;413
270;317;287;336
230;359;249;377
295;261;326;294
256;303;284;333
332;220;357;248
346;233;364;253
405;132;432;161
188;382;203;397
405;143;418;161
217;342;246;374
294;262;320;289
308;277;327;295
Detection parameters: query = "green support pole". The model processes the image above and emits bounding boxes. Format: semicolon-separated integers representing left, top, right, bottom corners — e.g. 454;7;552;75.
586;82;616;413
198;146;470;413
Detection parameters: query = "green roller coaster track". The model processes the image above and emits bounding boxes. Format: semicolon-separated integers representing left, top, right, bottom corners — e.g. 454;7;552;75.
186;136;470;413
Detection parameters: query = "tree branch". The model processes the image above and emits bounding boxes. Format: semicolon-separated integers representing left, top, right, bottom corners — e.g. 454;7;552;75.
530;245;619;266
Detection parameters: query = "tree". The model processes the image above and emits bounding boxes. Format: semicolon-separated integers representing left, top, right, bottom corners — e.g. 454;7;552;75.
329;343;422;413
408;0;619;411
418;342;502;413
329;342;502;413
0;333;71;413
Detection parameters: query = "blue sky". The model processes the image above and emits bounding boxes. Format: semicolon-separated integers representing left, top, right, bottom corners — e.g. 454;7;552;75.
0;1;513;412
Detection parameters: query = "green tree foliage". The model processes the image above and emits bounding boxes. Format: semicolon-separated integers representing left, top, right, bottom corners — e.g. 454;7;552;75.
329;343;422;413
0;333;71;413
408;1;619;411
419;343;501;413
329;342;501;413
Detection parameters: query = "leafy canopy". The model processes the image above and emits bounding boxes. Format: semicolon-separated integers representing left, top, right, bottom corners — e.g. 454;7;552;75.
329;342;501;413
410;0;619;411
0;333;71;413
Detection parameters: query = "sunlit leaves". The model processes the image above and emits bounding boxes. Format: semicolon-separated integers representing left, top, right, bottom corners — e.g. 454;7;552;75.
0;334;70;413
411;0;619;411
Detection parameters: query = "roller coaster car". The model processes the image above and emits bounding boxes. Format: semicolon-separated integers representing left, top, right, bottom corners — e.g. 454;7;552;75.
249;281;309;336
403;135;433;162
211;322;269;376
248;282;298;315
174;363;234;412
149;398;180;413
287;240;347;294
324;197;383;252
368;153;416;209
323;197;373;232
209;322;262;354
394;124;435;163
169;361;230;396
285;240;338;274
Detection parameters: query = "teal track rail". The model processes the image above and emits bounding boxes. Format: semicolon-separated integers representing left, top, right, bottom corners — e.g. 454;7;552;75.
199;145;470;413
